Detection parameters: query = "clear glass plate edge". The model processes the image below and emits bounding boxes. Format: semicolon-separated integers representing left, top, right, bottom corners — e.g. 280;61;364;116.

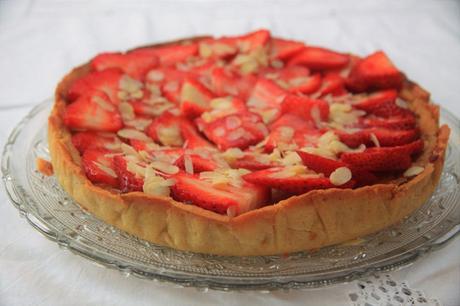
1;99;459;291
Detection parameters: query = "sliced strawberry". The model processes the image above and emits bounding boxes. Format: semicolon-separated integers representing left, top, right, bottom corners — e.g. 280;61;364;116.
201;112;267;150
340;140;424;172
360;115;416;130
63;91;123;132
238;29;271;51
297;151;347;176
243;167;354;194
288;47;350;70
211;67;257;100
232;154;277;171
180;119;213;149
297;150;378;186
133;43;198;67
180;78;214;118
113;155;144;192
337;128;419;147
174;154;218;173
281;94;329;122
170;172;269;215
287;73;322;94
67;68;123;103
353;89;398;111
146;112;184;147
247;78;287;112
82;149;118;187
129;139;152;151
313;73;345;97
270;38;305;61
346;51;403;92
71;131;120;154
265;116;320;152
91;52;158;80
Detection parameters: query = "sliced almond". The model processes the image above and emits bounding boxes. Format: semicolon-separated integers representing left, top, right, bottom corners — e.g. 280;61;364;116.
329;167;352;186
93;161;117;178
150;161;179;174
92;95;116;112
117;129;152;142
404;166;424;177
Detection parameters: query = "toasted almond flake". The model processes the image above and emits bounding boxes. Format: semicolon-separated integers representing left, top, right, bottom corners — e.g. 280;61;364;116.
289;77;310;87
213;43;236;56
404;166;424;177
119;102;135;120
369;133;381;147
310;106;322;128
225;116;242;129
127;161;146;177
396;98;409;109
147;70;165;82
227;206;237;218
117;129;152;142
221;148;245;163
119;75;143;93
150;161;179;174
157;125;183;147
281;151;302;166
146;83;162;96
125;118;153;131
271;60;284;69
268;166;310;179
329;167;352;186
198;43;213;58
143;167;175;196
104;142;122;151
120;143;140;157
200;168;249;188
227;128;246;141
92;95;116;112
278;126;295;141
93;161;117;178
210;97;233;110
184;154;194;174
164;81;179;92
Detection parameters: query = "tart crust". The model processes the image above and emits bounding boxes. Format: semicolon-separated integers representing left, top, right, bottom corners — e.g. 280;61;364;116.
48;38;450;256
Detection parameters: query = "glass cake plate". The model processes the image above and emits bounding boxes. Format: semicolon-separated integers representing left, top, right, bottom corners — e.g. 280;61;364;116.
2;99;460;291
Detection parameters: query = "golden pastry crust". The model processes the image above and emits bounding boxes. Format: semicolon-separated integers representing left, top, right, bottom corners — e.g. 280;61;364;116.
48;38;450;256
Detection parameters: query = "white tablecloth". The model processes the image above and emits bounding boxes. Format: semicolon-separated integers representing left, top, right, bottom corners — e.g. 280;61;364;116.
0;1;459;305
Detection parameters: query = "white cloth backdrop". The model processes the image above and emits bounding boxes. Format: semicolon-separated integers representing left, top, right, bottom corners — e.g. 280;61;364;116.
0;0;459;305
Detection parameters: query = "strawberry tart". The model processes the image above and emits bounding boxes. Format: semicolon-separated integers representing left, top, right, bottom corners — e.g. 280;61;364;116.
48;30;450;255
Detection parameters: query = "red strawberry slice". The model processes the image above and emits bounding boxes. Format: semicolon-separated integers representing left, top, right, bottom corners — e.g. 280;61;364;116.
63;91;123;132
287;73;322;94
270;38;305;61
346;51;403;92
113;155;144;192
247;78;287;112
180;78;214;118
132;43;198;67
287;47;350;70
265;115;320;152
67;68;123;103
340;140;424;172
360;115;416;130
129;139;153;151
180;120;213;149
297;150;378;186
170;172;269;215
297;151;347;176
82;149;118;187
243;167;355;194
201;112;267;150
211;67;257;100
281;94;329;122
146;112;184;147
174;154;218;173
239;29;271;51
337;128;419;148
71;131;120;154
353;89;397;111
232;154;277;171
314;73;346;97
91;52;158;80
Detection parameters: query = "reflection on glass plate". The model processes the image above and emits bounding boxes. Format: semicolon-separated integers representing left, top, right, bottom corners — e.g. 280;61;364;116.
2;99;459;291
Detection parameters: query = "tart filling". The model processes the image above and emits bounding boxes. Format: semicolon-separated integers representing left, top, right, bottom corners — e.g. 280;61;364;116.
58;30;432;217
48;30;449;255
